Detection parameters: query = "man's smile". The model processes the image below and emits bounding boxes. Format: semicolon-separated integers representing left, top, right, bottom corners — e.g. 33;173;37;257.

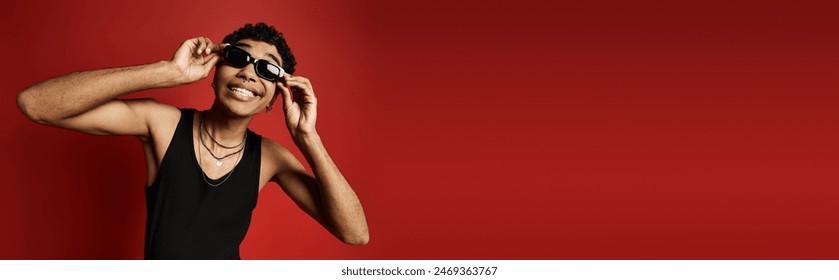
228;85;261;101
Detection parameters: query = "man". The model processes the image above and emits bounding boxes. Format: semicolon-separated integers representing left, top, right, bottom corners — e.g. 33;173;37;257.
16;23;369;259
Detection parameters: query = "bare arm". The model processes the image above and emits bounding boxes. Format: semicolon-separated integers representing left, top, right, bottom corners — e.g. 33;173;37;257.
271;75;369;245
272;135;369;245
16;37;224;135
301;134;369;245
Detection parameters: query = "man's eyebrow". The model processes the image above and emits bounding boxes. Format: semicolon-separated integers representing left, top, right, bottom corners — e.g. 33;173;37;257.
233;42;281;65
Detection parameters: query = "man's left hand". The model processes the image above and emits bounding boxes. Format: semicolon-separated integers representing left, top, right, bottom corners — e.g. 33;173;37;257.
278;75;318;141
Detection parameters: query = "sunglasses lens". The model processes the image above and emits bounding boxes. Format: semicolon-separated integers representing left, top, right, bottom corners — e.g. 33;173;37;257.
224;46;284;82
224;47;250;68
255;61;283;81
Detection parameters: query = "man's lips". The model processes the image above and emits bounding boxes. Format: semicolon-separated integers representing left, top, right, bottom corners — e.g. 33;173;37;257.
230;87;256;97
227;84;263;101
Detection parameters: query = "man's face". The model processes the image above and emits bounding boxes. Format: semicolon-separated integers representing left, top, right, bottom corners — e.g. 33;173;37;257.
213;39;283;116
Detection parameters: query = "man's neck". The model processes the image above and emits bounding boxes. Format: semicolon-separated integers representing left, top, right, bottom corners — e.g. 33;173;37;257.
201;106;253;145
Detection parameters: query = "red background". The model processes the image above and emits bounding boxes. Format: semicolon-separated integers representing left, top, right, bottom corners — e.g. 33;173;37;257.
2;0;838;259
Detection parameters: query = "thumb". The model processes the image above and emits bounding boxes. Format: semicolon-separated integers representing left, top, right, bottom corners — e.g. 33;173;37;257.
202;53;220;67
278;82;293;110
211;43;230;54
200;54;220;74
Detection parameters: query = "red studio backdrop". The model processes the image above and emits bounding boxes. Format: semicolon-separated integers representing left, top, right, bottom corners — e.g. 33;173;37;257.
2;0;838;259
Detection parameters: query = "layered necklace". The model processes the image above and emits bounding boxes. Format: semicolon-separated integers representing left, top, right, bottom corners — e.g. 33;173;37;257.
199;112;246;167
198;112;246;187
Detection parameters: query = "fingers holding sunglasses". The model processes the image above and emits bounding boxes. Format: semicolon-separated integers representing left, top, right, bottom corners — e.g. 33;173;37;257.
285;75;317;105
201;54;220;67
178;37;214;61
277;81;293;111
170;37;222;84
195;37;214;56
285;76;318;119
194;37;205;55
277;76;318;137
276;81;298;131
194;37;229;56
211;43;230;54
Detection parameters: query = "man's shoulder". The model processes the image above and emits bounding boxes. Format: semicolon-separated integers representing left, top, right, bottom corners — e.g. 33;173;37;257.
260;137;293;158
127;98;182;140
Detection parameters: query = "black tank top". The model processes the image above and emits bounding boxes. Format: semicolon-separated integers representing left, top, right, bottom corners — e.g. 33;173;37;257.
144;108;261;259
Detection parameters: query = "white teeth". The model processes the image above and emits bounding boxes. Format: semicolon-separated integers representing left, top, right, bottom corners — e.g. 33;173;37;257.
231;87;256;98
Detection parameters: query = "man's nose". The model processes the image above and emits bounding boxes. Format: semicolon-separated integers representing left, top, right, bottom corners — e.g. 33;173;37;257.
236;64;258;82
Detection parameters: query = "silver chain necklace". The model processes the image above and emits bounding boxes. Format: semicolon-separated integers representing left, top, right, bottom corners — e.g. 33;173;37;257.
203;117;246;149
198;139;242;187
199;112;246;166
197;112;245;187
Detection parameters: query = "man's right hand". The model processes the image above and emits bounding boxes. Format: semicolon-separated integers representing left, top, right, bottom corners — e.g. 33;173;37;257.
169;37;227;85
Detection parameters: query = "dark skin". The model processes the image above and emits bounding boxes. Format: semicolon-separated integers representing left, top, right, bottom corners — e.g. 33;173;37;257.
17;36;369;245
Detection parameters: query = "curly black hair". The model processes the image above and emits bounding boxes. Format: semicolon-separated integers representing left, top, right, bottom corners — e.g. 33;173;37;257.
222;22;297;75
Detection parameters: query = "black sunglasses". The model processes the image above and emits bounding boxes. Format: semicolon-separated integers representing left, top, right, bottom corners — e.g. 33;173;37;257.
222;46;285;82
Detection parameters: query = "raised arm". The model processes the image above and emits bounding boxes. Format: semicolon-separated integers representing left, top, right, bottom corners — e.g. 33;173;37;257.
16;37;224;136
270;75;369;245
